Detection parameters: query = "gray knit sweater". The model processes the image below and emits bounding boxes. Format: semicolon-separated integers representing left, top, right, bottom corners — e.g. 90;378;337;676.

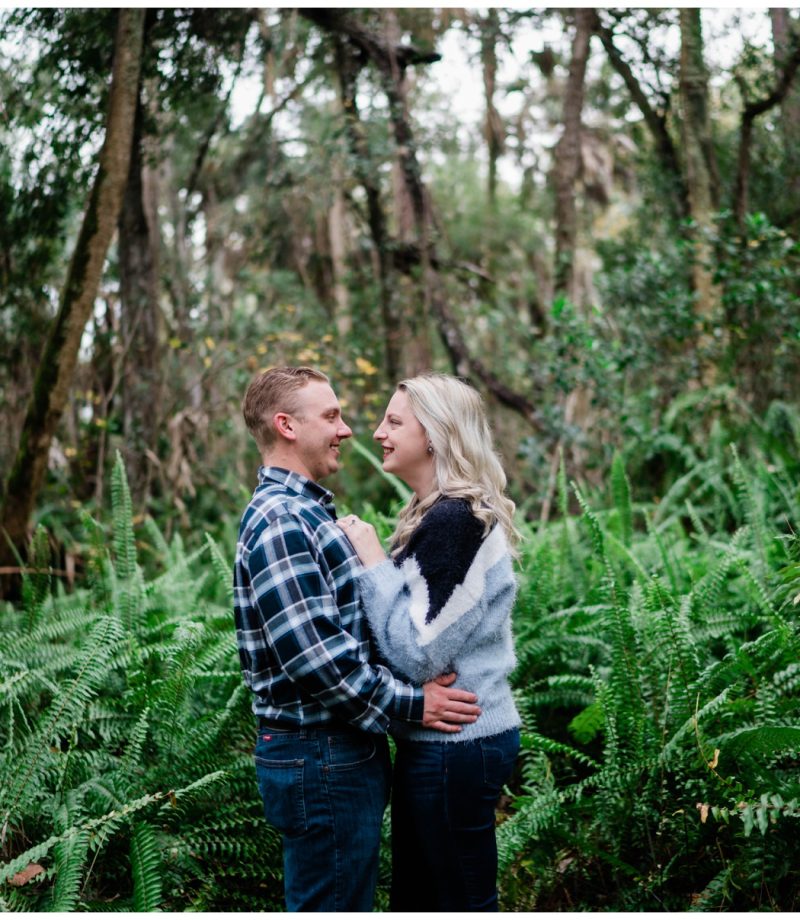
356;497;521;743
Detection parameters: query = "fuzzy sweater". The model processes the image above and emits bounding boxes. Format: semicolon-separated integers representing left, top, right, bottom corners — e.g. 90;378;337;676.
356;497;521;743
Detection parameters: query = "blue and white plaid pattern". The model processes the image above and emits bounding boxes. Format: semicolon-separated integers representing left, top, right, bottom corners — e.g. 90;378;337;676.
234;466;423;732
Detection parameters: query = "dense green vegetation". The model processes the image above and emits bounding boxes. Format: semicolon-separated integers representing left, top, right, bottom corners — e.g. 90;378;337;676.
2;8;800;910
2;434;799;910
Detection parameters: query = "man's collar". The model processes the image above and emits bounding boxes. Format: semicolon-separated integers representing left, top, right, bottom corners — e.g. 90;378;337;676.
257;466;335;507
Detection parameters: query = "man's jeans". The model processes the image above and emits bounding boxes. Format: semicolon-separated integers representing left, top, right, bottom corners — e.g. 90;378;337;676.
254;725;391;912
390;728;520;912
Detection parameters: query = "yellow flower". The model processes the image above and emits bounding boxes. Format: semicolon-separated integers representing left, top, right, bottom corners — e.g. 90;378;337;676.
205;336;216;350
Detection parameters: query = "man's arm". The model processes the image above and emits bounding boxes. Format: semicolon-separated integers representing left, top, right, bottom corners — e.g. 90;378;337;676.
245;513;478;732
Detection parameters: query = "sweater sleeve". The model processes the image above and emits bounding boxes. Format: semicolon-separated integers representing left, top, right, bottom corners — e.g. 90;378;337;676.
355;501;515;683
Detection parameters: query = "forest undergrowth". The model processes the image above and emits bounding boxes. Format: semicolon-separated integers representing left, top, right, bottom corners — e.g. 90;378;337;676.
1;434;799;911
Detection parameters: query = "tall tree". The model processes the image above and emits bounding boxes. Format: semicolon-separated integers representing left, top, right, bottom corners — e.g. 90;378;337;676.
0;9;145;594
479;9;505;206
734;31;800;229
118;40;165;506
678;8;721;377
553;9;594;303
303;9;543;429
332;32;402;382
770;8;800;224
594;10;688;220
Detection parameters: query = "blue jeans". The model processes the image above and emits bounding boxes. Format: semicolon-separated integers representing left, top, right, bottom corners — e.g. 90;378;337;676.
390;728;520;912
254;725;391;912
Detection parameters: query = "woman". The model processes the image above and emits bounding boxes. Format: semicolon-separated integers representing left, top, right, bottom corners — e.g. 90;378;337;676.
338;372;520;912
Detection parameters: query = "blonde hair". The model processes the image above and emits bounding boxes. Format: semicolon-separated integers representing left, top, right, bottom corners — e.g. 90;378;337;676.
242;366;329;449
389;373;520;555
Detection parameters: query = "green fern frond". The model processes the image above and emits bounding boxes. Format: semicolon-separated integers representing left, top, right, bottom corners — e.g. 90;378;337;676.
568;700;604;745
0;615;125;823
21;525;51;630
687;865;733;911
111;452;136;582
521;730;600;769
130;821;163;911
50;830;89;911
717;725;800;760
730;444;769;575
204;533;234;603
573;484;606;563
611;452;633;546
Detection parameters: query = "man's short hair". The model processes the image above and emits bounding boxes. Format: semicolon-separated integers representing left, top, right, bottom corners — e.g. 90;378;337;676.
243;366;329;450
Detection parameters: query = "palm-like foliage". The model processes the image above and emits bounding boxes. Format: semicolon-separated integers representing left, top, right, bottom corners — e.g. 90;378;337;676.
500;441;800;911
0;454;282;911
3;437;800;911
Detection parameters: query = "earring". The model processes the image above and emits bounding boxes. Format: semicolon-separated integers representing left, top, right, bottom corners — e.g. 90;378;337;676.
427;444;434;455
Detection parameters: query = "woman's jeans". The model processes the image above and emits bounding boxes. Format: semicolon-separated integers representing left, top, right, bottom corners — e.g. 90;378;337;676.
390;728;520;912
254;724;390;912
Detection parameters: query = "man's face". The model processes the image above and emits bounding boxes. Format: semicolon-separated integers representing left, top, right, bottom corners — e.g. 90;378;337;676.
290;381;353;482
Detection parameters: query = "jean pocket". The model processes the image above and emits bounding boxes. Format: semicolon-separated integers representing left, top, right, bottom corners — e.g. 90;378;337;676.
480;729;521;789
326;732;378;772
255;751;306;837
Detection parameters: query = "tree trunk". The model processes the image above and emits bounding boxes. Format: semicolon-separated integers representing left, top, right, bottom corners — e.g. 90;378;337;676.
0;9;145;596
332;33;402;382
553;9;593;304
118;77;164;508
770;8;800;222
382;9;434;376
594;14;689;220
328;177;352;339
479;9;504;206
679;8;721;381
734;36;800;229
302;9;543;429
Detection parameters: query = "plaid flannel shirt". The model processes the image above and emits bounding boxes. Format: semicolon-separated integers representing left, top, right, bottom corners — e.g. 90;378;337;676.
234;466;424;732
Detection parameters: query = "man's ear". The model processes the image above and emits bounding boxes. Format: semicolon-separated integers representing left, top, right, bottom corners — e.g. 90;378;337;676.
273;412;296;441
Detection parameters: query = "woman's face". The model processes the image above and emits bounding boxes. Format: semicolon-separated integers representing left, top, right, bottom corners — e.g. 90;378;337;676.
373;390;433;489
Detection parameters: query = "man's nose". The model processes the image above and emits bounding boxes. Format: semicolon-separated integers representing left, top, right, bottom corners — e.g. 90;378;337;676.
339;420;353;438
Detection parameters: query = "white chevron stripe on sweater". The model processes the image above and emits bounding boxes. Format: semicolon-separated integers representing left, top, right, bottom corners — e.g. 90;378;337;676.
403;524;508;647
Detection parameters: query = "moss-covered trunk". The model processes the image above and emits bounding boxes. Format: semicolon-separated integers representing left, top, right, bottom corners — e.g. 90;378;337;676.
553;9;593;304
679;8;721;384
119;69;164;509
0;9;145;597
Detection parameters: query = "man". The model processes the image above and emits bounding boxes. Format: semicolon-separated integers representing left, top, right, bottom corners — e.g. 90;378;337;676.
234;366;481;912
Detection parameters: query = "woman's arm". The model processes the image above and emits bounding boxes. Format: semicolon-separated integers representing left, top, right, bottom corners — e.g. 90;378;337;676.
344;501;515;683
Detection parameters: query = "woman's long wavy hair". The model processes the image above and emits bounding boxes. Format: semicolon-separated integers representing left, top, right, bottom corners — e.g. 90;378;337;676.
388;373;520;555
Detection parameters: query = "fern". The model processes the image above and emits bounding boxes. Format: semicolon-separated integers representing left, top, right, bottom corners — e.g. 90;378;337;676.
21;524;51;630
610;452;634;546
111;451;136;582
130;821;163;911
50;829;89;911
204;532;234;603
718;725;800;760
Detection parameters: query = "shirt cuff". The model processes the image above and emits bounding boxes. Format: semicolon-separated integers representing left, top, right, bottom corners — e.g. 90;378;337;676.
390;683;425;723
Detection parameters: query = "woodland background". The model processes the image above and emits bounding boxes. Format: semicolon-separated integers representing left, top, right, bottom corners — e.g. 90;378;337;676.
2;7;800;912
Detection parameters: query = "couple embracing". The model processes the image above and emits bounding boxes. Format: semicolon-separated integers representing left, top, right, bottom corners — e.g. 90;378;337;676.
233;366;521;912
